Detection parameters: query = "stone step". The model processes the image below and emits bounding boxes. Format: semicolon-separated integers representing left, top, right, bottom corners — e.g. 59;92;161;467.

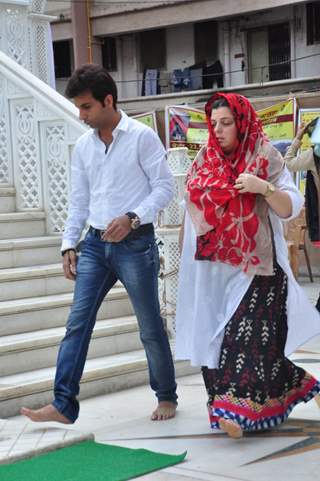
0;187;16;213
0;263;73;301
0;316;140;376
0;345;197;418
0;288;134;337
0;235;62;268
0;212;46;239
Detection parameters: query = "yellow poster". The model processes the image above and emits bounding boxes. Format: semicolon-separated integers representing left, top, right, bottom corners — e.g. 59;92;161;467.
298;108;320;151
165;105;208;159
257;99;296;156
133;111;158;132
296;108;320;193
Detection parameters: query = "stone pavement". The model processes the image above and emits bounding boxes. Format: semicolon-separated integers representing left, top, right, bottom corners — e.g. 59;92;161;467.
0;419;93;464
2;277;320;480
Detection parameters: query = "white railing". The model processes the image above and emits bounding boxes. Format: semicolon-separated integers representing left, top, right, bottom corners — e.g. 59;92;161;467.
0;50;87;233
158;147;192;334
0;0;55;86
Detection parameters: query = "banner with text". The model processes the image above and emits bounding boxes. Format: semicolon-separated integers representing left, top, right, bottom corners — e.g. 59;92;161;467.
257;99;296;156
133;111;158;133
295;108;320;193
165;105;208;159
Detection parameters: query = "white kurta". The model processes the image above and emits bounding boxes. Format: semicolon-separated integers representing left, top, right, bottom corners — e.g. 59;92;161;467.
175;167;320;368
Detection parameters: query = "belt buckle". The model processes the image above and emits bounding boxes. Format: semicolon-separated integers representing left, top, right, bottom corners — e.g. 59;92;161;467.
100;229;106;241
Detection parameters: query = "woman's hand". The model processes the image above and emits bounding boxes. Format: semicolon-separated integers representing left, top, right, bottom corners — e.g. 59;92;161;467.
296;122;307;141
235;173;293;218
235;173;268;195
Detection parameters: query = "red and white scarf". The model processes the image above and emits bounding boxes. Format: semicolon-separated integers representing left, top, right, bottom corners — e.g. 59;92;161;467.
186;93;284;276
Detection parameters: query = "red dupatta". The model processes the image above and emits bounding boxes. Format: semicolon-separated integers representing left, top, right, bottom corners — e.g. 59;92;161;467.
185;93;284;276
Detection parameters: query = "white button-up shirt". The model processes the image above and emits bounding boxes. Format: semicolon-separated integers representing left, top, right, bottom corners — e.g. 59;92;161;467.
61;111;174;251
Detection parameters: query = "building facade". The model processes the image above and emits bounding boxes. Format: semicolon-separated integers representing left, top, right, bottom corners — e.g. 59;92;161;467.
47;0;320;98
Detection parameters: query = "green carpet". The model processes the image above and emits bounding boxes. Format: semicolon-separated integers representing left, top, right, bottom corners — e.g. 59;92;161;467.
0;440;187;481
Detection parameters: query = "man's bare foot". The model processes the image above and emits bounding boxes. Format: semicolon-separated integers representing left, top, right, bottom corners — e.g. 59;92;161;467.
20;404;72;424
219;418;243;438
151;401;177;421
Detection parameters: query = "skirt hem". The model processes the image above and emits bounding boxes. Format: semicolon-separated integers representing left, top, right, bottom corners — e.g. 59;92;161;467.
209;380;320;432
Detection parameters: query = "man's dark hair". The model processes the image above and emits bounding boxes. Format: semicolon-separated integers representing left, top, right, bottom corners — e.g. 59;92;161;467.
65;64;118;109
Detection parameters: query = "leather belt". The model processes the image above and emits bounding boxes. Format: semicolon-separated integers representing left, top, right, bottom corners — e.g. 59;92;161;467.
89;223;154;240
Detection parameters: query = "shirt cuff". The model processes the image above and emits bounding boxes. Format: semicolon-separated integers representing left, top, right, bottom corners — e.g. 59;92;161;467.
61;240;77;253
134;206;154;225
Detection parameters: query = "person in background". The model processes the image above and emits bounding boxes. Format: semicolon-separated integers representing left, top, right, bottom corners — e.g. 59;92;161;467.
284;119;320;311
21;64;177;424
175;92;320;438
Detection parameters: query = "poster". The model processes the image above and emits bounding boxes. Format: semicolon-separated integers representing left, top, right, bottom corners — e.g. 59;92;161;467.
133;111;158;132
296;108;320;193
165;105;208;159
257;99;296;156
297;108;320;151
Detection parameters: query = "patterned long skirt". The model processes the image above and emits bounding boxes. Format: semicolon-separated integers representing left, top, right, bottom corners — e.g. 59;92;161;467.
202;262;320;432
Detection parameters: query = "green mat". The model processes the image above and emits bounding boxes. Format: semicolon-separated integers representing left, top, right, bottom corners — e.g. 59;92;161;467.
0;440;187;481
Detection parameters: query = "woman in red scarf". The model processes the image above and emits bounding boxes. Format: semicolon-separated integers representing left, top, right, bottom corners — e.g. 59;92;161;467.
175;93;320;438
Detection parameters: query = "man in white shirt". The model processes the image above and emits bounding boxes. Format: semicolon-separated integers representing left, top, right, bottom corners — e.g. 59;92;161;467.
21;64;177;424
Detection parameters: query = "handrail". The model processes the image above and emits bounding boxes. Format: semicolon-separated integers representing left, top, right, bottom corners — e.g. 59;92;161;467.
0;51;86;133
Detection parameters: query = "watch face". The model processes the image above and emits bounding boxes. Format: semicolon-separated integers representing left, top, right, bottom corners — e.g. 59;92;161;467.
265;182;275;197
131;217;141;229
126;212;141;229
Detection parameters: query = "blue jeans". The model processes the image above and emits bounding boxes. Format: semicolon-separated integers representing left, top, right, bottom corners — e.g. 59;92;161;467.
52;229;177;422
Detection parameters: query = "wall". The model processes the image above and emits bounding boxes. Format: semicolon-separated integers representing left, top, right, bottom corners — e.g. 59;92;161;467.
166;24;195;72
102;25;195;99
51;2;320;98
224;4;320;88
294;4;320;79
91;0;307;36
225;6;293;87
93;34;141;100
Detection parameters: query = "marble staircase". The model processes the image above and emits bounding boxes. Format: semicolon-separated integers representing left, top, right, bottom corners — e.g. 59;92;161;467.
0;187;192;418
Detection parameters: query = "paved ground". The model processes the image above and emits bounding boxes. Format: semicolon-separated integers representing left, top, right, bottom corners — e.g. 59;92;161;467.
2;276;320;480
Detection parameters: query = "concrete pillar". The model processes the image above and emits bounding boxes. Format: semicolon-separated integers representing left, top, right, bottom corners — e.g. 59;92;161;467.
71;0;92;68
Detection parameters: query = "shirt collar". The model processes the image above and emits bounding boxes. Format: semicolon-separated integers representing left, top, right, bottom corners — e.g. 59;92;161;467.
92;110;129;139
115;110;129;132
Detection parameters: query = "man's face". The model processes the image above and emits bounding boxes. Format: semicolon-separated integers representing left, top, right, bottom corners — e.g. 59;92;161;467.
74;91;114;129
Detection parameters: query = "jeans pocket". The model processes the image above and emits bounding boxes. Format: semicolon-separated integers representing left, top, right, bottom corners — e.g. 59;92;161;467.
124;236;154;254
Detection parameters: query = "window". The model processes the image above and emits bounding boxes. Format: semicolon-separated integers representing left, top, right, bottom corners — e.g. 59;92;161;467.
101;37;117;71
247;23;291;83
306;2;320;45
268;23;291;81
140;29;166;71
53;40;72;78
194;20;218;64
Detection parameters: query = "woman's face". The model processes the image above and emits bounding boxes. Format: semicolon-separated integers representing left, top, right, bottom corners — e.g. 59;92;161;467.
211;106;239;155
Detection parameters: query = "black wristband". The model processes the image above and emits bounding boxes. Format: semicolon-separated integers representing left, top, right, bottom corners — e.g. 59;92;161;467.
61;248;76;257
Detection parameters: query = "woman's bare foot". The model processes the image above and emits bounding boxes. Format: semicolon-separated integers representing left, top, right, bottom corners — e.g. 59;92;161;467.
151;401;177;421
20;404;72;424
219;418;243;438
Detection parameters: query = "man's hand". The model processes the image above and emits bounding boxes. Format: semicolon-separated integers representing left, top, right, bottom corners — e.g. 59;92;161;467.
63;249;77;280
234;173;269;195
101;215;131;242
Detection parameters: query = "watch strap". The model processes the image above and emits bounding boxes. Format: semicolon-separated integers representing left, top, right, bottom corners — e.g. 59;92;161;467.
263;182;276;197
61;248;76;257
